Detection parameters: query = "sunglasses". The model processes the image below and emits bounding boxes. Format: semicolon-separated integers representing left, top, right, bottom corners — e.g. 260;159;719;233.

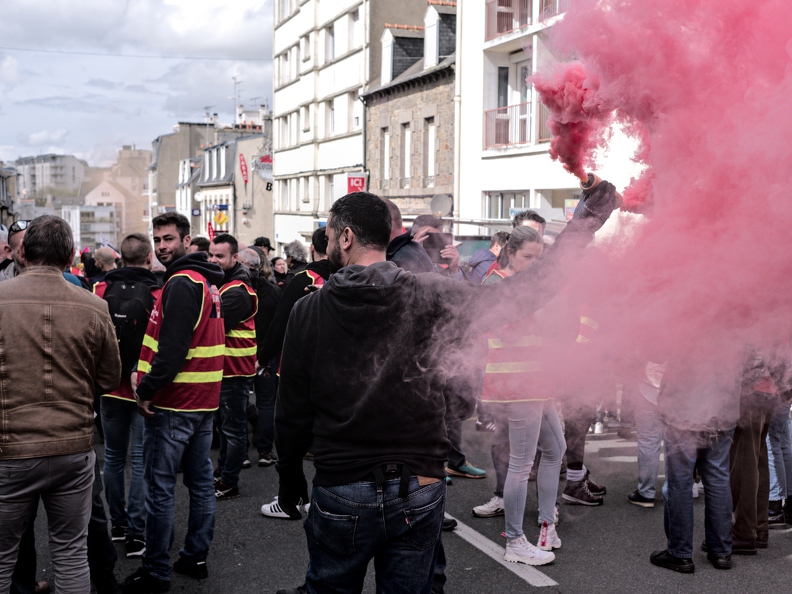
8;220;30;238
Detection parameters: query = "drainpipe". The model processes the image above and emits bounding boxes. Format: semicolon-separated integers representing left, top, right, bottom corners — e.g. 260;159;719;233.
452;7;463;236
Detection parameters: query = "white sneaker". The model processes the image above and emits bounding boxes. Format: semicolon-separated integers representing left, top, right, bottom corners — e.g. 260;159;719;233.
594;422;604;434
695;480;704;493
473;496;505;518
692;482;699;498
504;534;555;566
260;496;304;520
537;521;561;551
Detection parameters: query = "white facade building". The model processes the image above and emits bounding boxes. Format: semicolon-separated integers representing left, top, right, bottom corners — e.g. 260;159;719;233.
271;0;426;251
454;0;642;236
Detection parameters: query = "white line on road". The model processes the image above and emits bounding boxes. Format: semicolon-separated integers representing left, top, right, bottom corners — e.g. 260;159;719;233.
444;513;558;588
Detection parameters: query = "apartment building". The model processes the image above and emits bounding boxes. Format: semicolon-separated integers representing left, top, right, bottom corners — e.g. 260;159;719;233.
271;0;426;251
454;0;641;236
13;154;89;219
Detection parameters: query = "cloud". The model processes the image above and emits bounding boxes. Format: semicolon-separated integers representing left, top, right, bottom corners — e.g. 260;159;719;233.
0;55;20;90
19;127;69;146
87;78;120;89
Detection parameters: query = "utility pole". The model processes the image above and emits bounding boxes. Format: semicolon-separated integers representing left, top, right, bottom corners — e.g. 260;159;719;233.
230;77;243;125
203;105;216;146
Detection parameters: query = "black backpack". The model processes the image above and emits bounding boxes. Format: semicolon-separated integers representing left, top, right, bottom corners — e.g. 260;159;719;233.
103;280;155;377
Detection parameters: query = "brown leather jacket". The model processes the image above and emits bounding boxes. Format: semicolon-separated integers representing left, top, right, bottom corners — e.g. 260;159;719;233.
0;267;121;459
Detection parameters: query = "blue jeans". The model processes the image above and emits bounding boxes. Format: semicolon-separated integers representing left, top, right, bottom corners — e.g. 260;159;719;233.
304;477;445;594
100;397;146;536
767;400;792;500
143;409;215;581
218;377;253;487
662;424;733;559
503;400;566;538
254;362;278;455
633;394;663;499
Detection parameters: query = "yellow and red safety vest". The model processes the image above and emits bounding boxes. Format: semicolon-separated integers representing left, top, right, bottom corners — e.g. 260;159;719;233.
220;280;259;378
137;270;225;411
481;314;549;403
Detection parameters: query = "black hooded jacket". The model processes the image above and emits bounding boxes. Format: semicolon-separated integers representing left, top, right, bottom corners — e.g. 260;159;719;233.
102;266;161;290
218;263;256;334
136;252;224;401
258;259;332;365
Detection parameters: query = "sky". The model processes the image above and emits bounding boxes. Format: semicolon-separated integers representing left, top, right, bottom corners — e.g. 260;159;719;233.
0;0;272;167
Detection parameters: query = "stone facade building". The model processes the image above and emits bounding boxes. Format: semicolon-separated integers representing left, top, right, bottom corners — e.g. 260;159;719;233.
362;2;456;221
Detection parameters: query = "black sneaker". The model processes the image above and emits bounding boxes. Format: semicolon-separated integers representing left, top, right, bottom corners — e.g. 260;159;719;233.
120;568;169;593
111;524;127;542
649;549;694;574
475;420;496;432
585;470;606;496
172;557;208;580
442;518;458;532
628;490;655;508
125;536;146;558
213;467;222;485
242;453;251;469
93;572;122;594
562;479;603;506
769;500;785;528
215;480;240;500
258;452;278;467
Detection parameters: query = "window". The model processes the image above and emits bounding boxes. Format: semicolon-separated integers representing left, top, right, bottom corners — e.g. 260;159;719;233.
282;52;290;85
203;151;210;180
220;146;226;178
302;34;311;61
325;25;335;62
280;180;289;211
402;124;411;182
424;118;436;184
350;92;361;130
498;66;510;108
293;45;300;78
382;129;390;181
302;177;310;203
278;0;290;22
328;176;335;206
327;101;335;136
349;10;360;50
212;148;218;179
381;39;393;84
302;105;311;132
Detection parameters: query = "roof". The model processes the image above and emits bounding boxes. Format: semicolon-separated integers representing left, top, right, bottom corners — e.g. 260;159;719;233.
384;24;425;38
362;53;455;98
428;0;457;15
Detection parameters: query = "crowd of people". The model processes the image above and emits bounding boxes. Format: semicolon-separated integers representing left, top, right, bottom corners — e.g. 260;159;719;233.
0;178;790;593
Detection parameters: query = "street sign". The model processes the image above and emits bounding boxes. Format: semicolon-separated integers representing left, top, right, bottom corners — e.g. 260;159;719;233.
347;172;366;194
217;204;229;211
214;211;229;226
191;208;201;217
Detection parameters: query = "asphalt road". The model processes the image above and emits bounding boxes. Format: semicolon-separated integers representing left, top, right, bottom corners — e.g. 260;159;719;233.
31;420;792;593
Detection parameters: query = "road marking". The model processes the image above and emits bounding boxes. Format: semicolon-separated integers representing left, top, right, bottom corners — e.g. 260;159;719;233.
444;513;558;588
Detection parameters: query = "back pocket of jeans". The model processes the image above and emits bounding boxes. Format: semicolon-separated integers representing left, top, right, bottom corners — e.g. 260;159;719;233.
313;503;358;555
402;494;445;551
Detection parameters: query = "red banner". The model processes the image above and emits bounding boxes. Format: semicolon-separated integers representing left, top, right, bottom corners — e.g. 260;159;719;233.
207;221;215;240
239;154;249;184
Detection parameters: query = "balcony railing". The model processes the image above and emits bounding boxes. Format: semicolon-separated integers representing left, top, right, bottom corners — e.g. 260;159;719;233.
539;0;569;21
484;102;532;149
486;0;532;41
537;103;552;142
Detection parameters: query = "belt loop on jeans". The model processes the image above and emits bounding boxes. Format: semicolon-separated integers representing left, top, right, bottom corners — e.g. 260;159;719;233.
372;466;386;494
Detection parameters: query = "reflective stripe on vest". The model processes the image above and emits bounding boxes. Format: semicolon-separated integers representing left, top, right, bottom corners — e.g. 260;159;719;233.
576;306;599;344
220;280;259;377
481;315;548;403
299;269;326;287
482;267;507;284
137;270;225;411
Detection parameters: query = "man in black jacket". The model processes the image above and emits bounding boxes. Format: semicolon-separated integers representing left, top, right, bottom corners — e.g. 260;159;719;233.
274;186;617;593
259;228;331;519
208;234;258;501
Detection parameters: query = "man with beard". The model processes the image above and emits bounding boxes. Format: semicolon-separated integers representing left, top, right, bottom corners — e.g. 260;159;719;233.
121;213;225;594
273;184;617;594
